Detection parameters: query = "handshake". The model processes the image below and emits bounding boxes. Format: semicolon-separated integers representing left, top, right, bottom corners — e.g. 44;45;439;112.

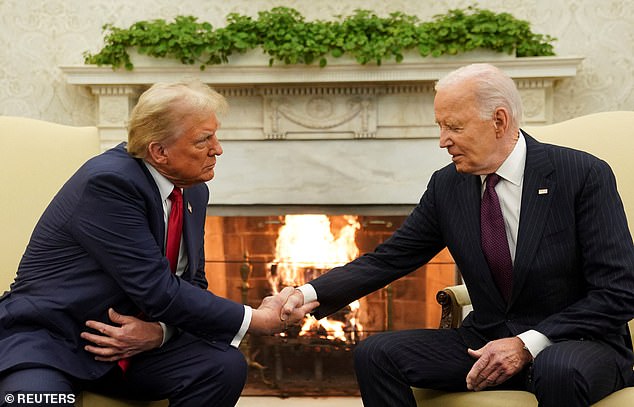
247;286;319;336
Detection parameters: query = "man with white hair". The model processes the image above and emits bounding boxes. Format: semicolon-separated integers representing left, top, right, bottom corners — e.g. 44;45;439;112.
282;63;634;406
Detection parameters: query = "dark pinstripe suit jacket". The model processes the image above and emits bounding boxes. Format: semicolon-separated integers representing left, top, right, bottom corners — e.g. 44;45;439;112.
310;133;634;367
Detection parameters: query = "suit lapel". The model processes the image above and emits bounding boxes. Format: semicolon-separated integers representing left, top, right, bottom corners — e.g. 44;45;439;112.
181;190;196;281
455;173;482;257
135;156;166;252
510;134;555;304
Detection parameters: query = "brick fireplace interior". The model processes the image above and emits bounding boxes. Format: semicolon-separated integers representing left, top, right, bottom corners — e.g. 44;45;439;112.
203;212;456;396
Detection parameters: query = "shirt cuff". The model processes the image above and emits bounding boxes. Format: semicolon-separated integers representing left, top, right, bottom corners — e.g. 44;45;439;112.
297;283;318;304
517;329;553;359
158;322;175;347
231;305;252;348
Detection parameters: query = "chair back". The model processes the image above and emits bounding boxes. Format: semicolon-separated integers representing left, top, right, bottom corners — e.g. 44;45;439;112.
0;116;100;292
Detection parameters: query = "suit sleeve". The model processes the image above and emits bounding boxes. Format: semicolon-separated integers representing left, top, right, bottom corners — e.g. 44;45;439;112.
310;172;447;318
70;172;244;346
192;243;209;290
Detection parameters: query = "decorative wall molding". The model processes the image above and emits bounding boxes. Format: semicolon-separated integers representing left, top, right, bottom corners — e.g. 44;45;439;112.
264;91;376;140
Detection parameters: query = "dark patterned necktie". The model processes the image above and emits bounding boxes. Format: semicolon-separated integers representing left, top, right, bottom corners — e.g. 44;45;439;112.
481;174;513;302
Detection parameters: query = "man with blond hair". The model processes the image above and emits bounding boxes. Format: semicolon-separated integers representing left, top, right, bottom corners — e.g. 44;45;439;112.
0;81;316;406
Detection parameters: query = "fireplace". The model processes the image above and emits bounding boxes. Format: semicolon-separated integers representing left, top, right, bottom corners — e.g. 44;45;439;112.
203;212;456;396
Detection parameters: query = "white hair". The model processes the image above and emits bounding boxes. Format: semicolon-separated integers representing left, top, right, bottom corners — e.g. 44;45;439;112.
435;63;523;129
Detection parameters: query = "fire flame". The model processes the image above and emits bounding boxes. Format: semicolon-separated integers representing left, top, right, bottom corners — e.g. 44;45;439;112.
268;214;363;342
269;214;360;290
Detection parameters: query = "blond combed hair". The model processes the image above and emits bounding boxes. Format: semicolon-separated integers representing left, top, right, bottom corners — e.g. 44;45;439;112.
127;80;228;158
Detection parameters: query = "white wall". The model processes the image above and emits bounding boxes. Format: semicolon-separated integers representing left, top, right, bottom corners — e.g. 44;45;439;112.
0;0;632;126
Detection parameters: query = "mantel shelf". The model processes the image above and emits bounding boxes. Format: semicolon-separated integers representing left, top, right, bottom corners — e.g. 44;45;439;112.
61;55;583;86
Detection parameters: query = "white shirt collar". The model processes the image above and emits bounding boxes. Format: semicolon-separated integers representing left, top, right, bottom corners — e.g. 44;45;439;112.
143;161;176;201
480;131;526;186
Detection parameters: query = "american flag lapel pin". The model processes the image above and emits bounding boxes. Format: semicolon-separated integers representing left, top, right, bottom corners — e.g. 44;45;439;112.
187;202;193;213
538;188;548;195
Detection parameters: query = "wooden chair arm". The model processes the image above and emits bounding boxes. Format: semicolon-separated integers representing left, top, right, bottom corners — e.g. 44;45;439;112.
436;284;471;329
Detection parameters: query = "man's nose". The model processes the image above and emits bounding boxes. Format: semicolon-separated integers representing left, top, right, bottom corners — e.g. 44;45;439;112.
438;130;452;148
210;139;223;156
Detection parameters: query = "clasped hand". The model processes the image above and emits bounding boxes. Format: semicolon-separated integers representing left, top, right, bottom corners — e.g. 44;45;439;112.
466;336;533;391
249;286;319;335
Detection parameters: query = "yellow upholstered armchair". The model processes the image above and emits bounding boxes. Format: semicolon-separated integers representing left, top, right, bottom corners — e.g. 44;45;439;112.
413;111;634;406
0;116;167;407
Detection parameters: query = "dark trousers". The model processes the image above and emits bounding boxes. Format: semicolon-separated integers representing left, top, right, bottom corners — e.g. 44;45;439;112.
0;332;247;407
353;328;632;407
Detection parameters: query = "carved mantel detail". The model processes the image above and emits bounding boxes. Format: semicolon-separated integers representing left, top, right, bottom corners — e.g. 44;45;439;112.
263;87;378;140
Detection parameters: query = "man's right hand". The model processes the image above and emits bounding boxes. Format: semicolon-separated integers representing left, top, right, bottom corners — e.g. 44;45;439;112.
248;287;318;335
280;288;306;322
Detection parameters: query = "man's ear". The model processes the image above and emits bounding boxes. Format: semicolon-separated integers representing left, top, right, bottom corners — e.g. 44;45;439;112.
147;141;168;164
493;107;510;137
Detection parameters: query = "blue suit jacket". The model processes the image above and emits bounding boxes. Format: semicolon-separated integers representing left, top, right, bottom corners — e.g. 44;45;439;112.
0;143;244;380
310;133;634;368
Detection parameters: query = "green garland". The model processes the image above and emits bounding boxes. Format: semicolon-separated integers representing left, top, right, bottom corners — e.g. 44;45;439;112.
84;6;556;70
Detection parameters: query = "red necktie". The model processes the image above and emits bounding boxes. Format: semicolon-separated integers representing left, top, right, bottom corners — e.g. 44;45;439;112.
481;174;513;302
165;187;183;274
118;187;183;374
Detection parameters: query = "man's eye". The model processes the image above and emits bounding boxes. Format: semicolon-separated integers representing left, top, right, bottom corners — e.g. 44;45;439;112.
438;123;461;132
197;134;214;144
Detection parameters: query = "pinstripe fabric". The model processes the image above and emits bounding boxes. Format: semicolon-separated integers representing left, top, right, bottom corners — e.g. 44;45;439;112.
532;340;627;407
309;134;634;406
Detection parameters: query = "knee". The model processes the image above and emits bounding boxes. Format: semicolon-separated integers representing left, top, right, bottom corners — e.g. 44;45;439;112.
217;347;248;393
353;333;394;372
206;347;247;394
0;368;74;394
187;346;247;405
532;347;589;396
533;347;583;383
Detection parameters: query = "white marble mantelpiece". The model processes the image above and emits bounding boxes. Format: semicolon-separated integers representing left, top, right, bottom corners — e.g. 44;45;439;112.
60;55;583;207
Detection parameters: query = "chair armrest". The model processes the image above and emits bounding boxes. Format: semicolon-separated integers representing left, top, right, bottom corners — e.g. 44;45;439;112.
436;284;471;329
